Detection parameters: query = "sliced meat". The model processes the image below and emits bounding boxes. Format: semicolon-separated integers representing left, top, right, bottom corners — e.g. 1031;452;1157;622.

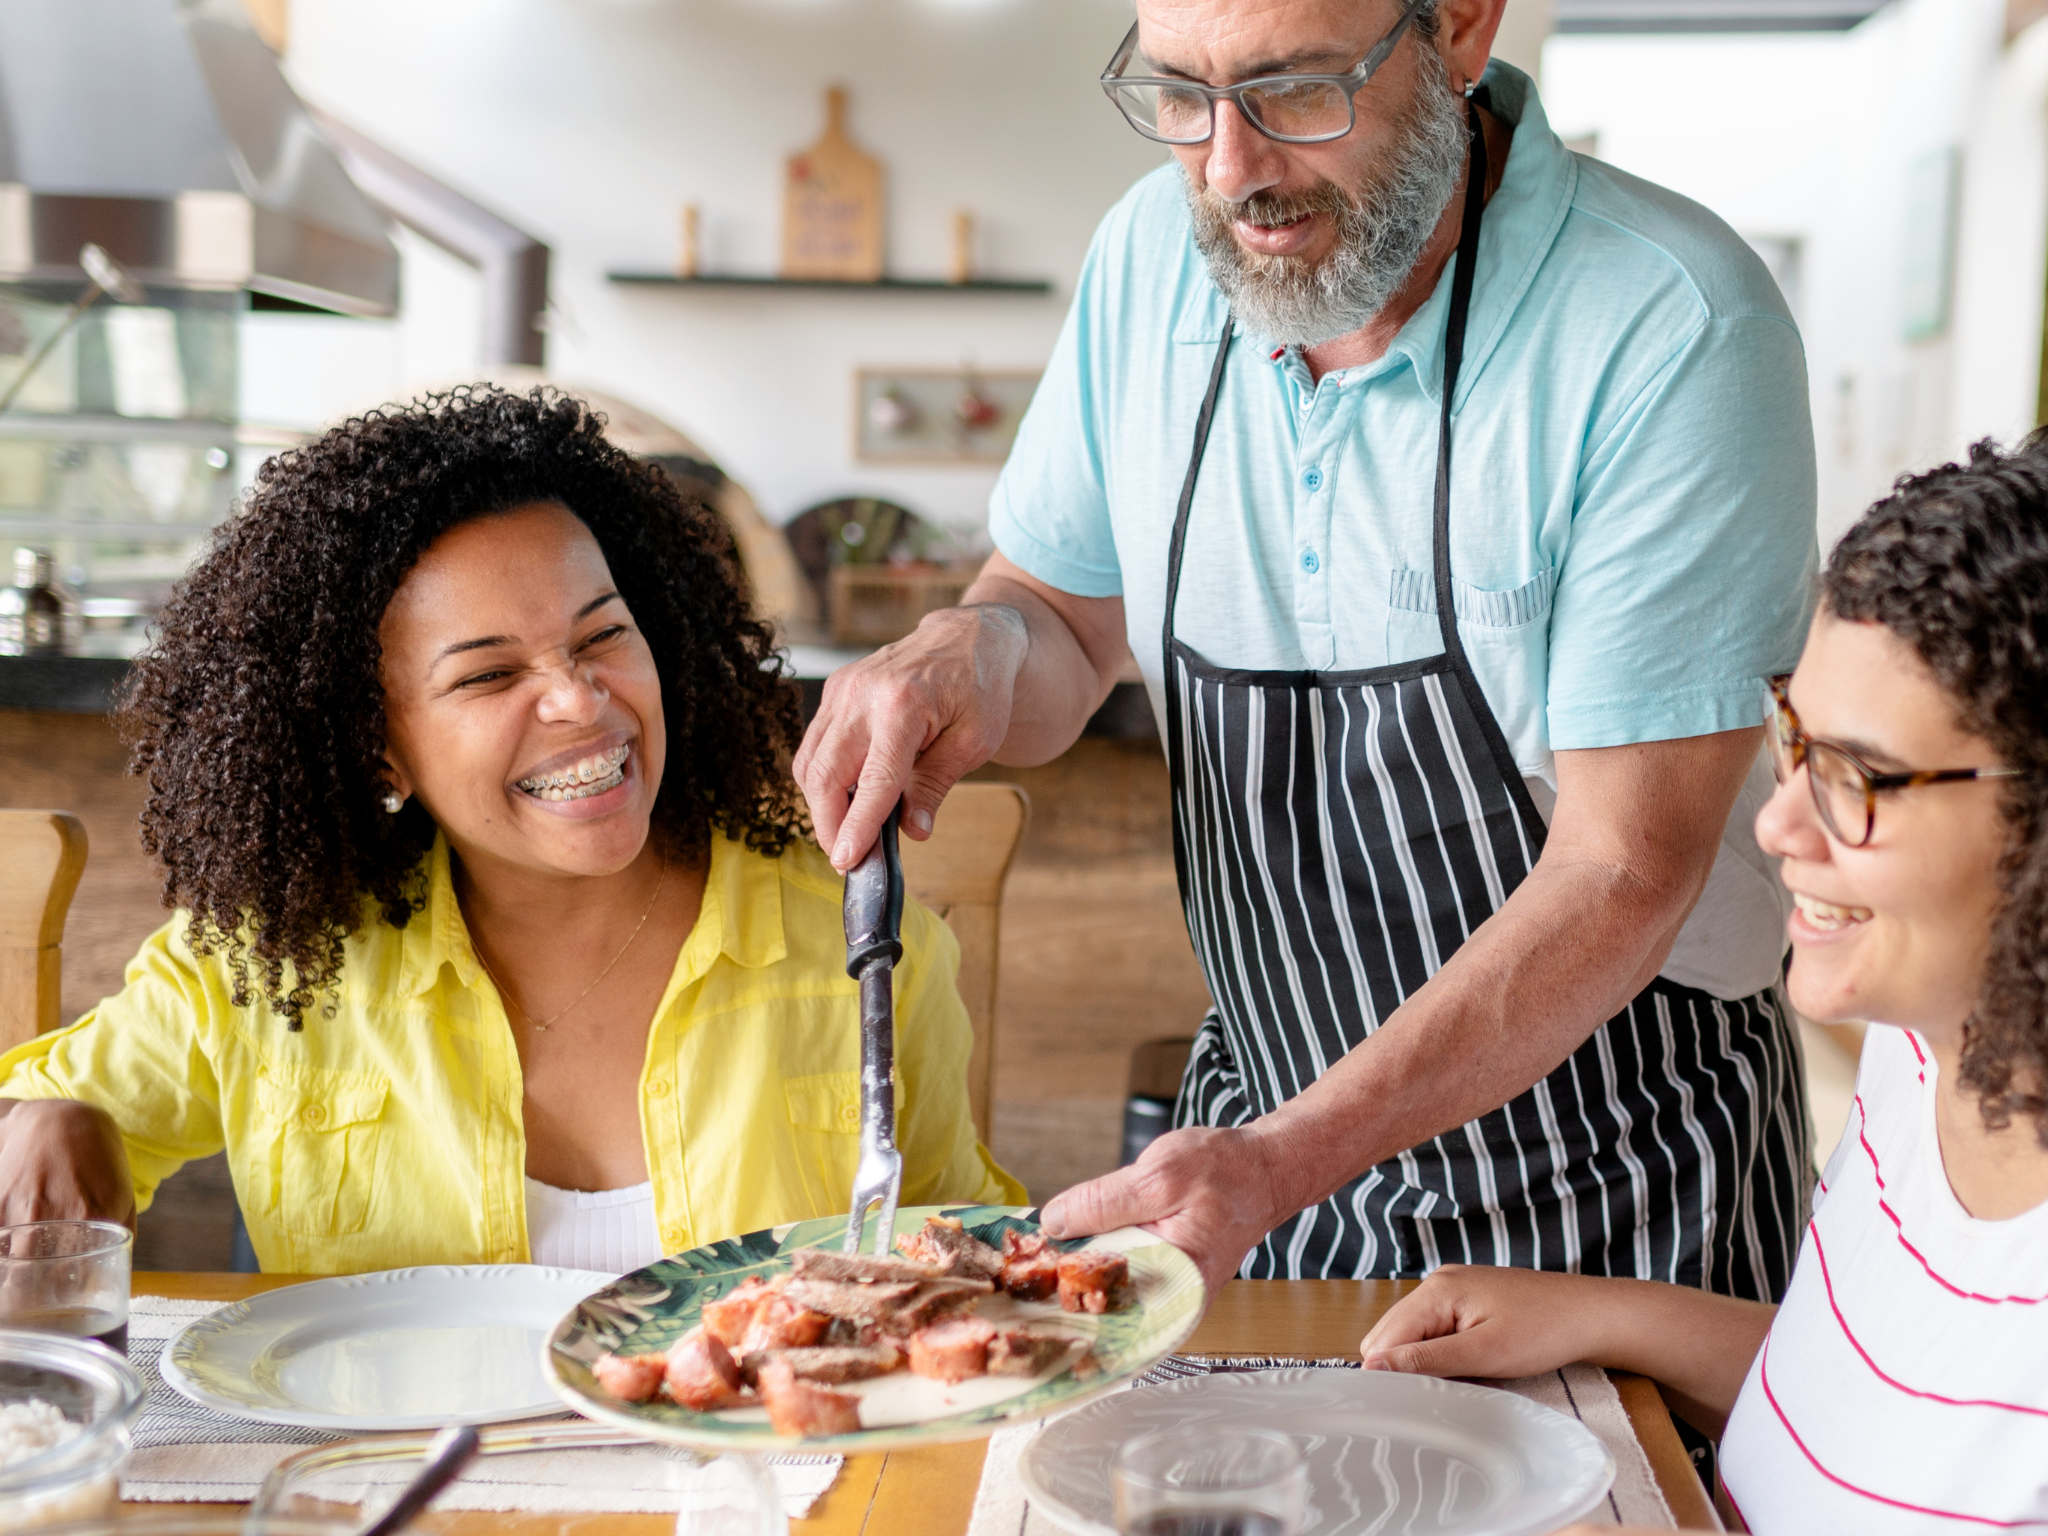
662;1328;745;1411
781;1277;924;1322
998;1229;1061;1301
986;1329;1079;1377
752;1343;904;1384
907;1316;997;1383
700;1276;778;1348
736;1293;831;1356
823;1315;884;1348
1057;1250;1134;1315
592;1350;668;1402
879;1277;996;1336
757;1358;862;1437
895;1215;1005;1280
789;1248;943;1284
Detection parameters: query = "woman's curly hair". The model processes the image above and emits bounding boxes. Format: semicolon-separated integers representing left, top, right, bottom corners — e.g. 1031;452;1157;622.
116;385;804;1025
1822;429;2048;1143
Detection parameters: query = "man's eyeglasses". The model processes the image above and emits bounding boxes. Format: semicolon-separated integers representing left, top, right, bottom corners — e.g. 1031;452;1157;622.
1098;0;1432;146
1765;675;2027;848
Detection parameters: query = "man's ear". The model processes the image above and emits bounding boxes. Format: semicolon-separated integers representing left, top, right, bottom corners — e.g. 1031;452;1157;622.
1433;0;1511;92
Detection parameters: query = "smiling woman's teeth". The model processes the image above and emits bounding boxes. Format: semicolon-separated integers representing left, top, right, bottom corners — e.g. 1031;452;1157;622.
518;745;629;802
1794;892;1873;931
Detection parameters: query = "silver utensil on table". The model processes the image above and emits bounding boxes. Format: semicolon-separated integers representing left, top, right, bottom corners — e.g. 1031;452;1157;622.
841;801;905;1257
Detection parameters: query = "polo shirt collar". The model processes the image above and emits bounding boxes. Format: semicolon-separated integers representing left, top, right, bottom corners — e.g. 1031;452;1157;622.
1388;60;1576;409
399;828;787;1000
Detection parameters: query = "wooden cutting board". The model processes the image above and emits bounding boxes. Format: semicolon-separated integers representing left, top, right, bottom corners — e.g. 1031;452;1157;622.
783;86;885;282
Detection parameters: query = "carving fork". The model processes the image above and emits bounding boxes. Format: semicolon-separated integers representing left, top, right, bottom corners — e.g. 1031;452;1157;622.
841;801;905;1256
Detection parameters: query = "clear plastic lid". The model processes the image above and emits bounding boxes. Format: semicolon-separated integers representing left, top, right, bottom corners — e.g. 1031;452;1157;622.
0;1331;143;1497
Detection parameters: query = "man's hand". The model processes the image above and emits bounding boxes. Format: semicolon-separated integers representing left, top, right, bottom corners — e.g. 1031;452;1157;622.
1360;1264;1609;1378
0;1100;135;1227
1039;1126;1299;1299
793;552;1129;869
794;603;1030;868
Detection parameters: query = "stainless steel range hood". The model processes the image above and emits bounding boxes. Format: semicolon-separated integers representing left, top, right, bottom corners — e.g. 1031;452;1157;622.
0;0;398;315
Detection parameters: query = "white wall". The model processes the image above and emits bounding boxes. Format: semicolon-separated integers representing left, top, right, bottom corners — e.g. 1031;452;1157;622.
255;0;1167;533
1544;0;2045;549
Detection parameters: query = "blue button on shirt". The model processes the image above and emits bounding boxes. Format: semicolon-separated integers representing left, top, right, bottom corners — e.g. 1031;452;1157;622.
988;63;1819;1000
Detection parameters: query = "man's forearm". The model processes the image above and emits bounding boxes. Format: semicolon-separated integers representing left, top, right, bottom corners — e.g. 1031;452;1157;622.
1246;846;1707;1219
960;573;1121;765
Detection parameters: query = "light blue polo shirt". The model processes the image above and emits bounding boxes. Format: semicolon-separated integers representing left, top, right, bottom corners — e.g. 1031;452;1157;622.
989;62;1819;1000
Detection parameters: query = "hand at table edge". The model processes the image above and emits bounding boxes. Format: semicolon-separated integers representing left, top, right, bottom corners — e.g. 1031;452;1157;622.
1360;1264;1776;1441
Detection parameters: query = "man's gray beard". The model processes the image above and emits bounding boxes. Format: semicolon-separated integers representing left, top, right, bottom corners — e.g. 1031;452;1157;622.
1184;54;1469;348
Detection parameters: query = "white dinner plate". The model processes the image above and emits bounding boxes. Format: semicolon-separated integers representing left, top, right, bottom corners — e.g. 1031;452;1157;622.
1018;1368;1615;1536
161;1265;616;1430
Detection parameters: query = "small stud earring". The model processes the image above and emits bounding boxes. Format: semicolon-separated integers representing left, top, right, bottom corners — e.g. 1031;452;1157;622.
382;793;405;815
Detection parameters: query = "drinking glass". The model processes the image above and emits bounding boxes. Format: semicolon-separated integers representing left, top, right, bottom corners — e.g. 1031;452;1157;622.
1112;1426;1307;1536
0;1223;132;1357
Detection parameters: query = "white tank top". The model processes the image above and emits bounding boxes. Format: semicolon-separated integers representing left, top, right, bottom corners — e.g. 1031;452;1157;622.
1720;1026;2048;1531
523;1176;665;1275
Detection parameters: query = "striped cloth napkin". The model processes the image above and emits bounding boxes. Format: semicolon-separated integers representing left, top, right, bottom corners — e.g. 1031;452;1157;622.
966;1355;1687;1535
123;1295;841;1517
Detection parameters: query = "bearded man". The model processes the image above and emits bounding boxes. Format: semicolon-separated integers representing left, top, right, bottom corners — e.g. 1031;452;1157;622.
796;0;1818;1302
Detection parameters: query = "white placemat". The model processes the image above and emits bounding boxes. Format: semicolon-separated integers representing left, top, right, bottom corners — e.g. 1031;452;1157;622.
965;1356;1691;1536
127;1295;841;1517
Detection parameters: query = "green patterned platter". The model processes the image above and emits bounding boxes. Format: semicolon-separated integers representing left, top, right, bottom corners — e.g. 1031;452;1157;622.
544;1204;1205;1451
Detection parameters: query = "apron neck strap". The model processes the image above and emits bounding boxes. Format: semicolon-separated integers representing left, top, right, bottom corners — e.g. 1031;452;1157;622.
1430;96;1490;664
1161;314;1236;668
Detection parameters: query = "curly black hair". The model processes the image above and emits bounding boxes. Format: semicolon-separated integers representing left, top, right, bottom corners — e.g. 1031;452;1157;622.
1822;429;2048;1144
116;385;805;1025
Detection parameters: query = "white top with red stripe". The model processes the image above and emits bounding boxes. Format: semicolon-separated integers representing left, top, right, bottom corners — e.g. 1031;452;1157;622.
1721;1026;2048;1532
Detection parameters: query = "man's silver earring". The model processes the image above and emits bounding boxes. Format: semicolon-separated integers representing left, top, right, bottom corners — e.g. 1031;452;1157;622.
1463;78;1477;99
382;793;405;815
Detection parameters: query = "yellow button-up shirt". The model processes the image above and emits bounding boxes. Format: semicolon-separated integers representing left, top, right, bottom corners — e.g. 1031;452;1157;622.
0;833;1022;1273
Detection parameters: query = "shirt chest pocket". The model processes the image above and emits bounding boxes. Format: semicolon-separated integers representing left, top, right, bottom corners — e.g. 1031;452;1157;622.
251;1067;390;1237
783;1070;865;1210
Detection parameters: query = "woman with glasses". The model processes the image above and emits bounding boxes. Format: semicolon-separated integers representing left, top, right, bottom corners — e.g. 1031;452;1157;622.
798;0;1816;1305
1359;436;2048;1533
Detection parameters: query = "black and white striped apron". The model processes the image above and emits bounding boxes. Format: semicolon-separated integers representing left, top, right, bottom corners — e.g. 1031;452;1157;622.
1164;105;1810;1300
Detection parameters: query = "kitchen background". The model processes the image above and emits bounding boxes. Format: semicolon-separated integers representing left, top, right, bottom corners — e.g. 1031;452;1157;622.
4;0;2046;1262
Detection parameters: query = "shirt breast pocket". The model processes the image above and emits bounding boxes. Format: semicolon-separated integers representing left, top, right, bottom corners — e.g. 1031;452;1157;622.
251;1067;389;1237
783;1070;862;1210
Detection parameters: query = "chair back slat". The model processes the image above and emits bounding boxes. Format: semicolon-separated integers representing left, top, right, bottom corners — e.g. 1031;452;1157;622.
0;810;89;1051
897;784;1029;1144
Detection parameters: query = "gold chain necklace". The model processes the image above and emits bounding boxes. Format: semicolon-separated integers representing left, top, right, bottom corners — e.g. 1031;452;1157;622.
475;857;668;1032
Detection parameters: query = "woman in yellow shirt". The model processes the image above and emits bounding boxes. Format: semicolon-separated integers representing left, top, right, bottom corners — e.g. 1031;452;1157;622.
0;385;1021;1273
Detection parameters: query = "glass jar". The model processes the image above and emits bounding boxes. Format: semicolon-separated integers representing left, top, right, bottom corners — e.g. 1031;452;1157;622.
0;549;76;657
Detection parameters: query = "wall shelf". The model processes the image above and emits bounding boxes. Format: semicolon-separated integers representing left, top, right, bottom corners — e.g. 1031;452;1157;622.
607;272;1053;295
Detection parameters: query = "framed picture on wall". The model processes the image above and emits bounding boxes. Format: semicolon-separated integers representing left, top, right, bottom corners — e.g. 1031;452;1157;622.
854;368;1040;464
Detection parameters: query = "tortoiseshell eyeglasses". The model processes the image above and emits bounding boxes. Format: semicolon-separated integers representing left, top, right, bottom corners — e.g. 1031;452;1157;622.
1765;675;2028;848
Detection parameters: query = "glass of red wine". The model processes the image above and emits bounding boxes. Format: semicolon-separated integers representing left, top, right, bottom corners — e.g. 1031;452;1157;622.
0;1221;132;1357
1112;1425;1307;1536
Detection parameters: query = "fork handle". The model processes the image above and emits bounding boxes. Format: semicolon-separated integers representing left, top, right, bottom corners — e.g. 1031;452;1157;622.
843;803;905;978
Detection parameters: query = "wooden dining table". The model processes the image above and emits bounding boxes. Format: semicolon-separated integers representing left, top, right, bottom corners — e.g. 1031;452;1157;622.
135;1273;1714;1534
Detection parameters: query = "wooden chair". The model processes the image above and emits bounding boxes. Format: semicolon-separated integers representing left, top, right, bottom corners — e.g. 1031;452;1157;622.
897;783;1030;1145
0;811;88;1052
